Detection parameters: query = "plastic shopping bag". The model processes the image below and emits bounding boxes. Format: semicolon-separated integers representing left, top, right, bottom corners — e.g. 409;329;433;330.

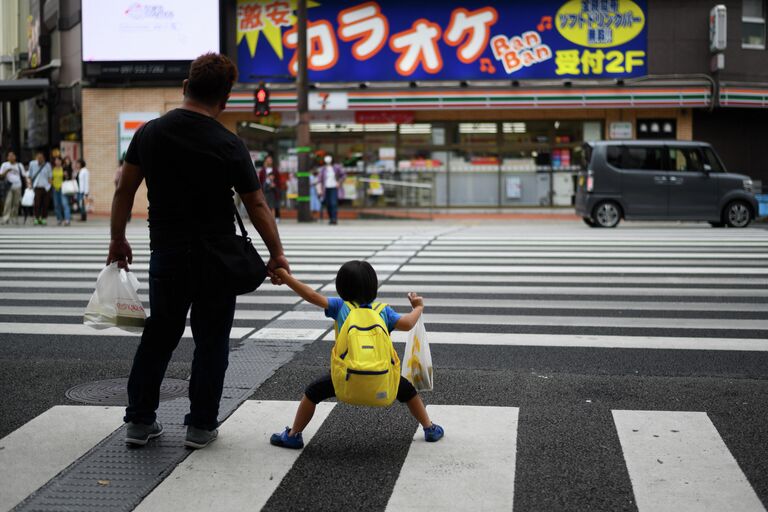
83;263;146;333
21;188;34;207
402;316;433;392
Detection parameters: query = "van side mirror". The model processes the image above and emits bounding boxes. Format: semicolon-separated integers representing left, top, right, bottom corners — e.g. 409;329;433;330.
703;164;712;173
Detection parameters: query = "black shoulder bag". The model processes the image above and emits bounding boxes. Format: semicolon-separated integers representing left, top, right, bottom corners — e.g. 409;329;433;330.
195;205;268;296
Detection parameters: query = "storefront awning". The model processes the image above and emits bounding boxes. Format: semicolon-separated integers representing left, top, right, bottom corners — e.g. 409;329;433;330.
227;84;713;112
719;84;768;108
0;79;50;101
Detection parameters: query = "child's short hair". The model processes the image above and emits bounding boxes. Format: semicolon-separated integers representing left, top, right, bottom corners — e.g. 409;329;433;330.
335;260;378;304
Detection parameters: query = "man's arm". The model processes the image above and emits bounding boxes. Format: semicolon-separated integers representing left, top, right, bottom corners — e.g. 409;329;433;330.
107;162;144;268
240;188;289;279
274;268;328;309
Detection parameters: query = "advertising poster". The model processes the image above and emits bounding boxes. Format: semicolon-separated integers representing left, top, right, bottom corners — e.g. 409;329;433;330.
118;113;159;162
237;0;647;82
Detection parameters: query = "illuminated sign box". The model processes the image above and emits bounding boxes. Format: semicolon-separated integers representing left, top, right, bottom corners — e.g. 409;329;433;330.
82;0;220;80
237;0;648;83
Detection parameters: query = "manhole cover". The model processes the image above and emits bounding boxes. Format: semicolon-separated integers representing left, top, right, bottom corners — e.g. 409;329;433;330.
65;378;188;405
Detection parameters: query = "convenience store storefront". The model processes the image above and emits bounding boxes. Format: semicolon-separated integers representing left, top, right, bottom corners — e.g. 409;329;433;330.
227;0;708;208
220;86;705;208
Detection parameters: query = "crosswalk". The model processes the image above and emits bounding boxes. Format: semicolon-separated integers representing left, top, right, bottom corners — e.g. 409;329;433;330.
1;222;767;510
2;402;764;511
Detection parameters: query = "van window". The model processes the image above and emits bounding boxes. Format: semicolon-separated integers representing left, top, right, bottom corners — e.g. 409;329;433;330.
702;147;725;172
607;146;664;171
667;147;704;172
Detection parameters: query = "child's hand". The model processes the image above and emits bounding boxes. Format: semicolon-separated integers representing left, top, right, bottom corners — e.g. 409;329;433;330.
274;267;290;282
407;292;423;309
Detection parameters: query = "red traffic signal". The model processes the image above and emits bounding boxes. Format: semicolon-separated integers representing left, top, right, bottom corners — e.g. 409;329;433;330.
254;86;270;116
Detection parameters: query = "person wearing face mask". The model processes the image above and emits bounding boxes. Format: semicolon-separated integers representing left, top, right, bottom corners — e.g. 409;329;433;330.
318;154;345;225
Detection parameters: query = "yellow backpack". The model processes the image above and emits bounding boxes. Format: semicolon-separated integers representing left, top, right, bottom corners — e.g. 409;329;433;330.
330;302;401;407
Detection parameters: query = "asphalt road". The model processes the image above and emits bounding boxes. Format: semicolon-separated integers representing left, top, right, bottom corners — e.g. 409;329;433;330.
1;220;767;511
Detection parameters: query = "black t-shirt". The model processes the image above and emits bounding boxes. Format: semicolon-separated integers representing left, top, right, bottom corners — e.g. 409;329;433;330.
124;108;260;242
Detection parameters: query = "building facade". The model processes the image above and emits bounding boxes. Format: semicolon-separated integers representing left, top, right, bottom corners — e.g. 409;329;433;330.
4;1;767;215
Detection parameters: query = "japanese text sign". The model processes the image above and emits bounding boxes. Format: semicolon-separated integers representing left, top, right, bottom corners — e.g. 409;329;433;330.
237;0;647;82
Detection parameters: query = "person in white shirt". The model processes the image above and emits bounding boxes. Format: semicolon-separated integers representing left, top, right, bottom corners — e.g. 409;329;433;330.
0;150;28;224
317;154;345;225
75;158;90;221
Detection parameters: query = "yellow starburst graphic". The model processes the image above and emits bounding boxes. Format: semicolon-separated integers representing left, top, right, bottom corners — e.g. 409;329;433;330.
236;0;321;61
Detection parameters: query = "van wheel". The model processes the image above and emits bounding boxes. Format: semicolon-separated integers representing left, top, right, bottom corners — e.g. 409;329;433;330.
583;217;597;227
723;201;752;228
593;201;622;228
709;222;725;228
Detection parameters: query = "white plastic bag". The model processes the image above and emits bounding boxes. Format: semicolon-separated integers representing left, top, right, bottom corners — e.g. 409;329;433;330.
402;316;433;392
84;263;146;333
21;188;34;207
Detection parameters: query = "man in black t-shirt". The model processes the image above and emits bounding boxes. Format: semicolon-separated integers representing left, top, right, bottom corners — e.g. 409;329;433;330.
107;53;289;449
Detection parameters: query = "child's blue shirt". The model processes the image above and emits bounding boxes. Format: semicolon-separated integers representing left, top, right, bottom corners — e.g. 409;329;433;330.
324;297;402;335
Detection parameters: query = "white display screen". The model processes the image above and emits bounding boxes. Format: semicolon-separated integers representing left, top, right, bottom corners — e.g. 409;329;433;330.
82;0;220;62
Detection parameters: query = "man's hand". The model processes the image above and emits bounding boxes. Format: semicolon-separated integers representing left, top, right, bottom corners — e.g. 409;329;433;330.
407;292;424;309
267;254;290;285
107;239;133;269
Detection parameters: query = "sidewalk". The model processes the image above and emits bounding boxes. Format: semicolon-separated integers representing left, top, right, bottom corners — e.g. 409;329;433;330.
16;208;580;224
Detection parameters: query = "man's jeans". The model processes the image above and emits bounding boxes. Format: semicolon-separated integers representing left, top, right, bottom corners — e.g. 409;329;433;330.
325;187;338;222
77;192;87;221
123;244;236;430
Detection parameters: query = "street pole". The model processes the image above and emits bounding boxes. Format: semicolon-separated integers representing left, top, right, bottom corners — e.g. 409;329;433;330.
296;0;312;222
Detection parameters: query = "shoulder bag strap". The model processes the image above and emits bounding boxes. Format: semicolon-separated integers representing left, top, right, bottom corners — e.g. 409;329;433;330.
30;164;44;184
232;202;249;239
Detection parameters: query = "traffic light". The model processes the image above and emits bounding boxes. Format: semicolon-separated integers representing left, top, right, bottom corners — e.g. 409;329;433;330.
254;86;270;116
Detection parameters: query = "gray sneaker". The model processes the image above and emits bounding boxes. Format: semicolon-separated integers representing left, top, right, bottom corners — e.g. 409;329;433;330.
125;421;164;446
184;425;218;449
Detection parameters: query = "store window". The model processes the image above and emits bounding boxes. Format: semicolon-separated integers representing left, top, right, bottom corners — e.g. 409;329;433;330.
743;0;766;49
636;119;676;139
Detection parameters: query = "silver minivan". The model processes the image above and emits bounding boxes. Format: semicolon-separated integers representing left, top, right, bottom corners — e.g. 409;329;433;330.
575;141;758;228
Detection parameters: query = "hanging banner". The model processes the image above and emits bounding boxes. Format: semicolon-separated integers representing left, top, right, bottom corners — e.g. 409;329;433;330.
236;0;647;82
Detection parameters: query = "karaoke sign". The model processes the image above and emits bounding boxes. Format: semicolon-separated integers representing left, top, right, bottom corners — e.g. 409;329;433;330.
236;0;647;82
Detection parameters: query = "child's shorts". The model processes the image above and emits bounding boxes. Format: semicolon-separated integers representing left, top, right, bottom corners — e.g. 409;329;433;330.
305;374;418;404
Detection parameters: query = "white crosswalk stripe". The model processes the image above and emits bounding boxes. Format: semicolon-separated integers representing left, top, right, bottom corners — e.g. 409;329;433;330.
613;410;765;512
0;406;124;511
134;401;336;512
386;405;519;511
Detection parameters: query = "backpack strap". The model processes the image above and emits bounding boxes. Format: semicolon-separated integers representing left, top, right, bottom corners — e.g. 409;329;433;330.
344;301;357;310
372;302;385;313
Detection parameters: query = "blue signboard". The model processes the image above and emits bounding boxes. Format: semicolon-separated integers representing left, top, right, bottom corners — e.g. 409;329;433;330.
236;0;647;82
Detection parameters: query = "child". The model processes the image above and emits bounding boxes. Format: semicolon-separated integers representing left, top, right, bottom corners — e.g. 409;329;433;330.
270;260;444;449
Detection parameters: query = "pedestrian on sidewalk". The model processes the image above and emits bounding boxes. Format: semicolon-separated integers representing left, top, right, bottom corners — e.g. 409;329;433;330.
28;151;52;225
310;168;322;219
258;153;282;223
269;261;444;449
0;150;27;224
107;52;289;450
75;159;89;221
51;156;72;226
318;154;345;225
